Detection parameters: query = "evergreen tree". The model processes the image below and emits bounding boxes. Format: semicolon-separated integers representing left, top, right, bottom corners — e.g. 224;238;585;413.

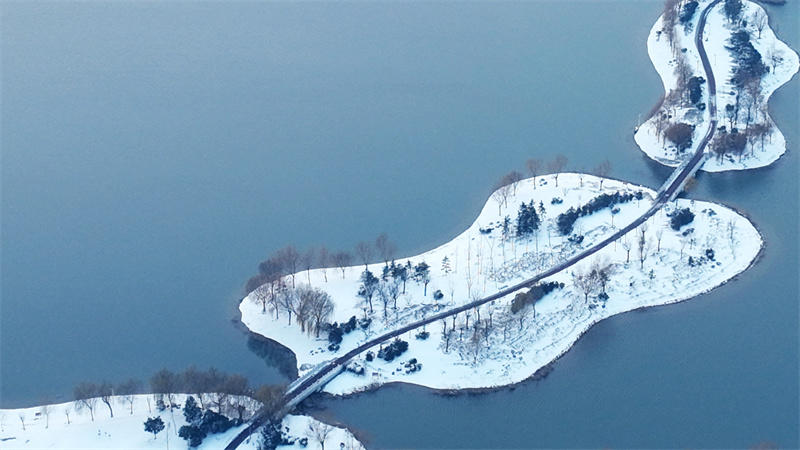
144;417;165;439
392;262;409;293
183;396;202;425
516;201;541;237
357;270;378;313
414;262;431;296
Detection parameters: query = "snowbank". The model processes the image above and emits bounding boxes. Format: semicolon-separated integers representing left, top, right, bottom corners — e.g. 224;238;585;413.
635;0;799;171
241;173;762;395
0;394;363;450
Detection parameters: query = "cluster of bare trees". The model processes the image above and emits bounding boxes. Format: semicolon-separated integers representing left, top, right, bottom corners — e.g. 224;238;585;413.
69;367;287;427
572;258;614;304
253;283;334;336
247;234;399;293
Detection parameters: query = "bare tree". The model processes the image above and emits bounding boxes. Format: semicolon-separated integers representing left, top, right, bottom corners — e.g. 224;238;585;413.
252;285;272;315
491;180;512;214
727;218;738;258
258;257;285;316
254;384;285;417
593;159;612;188
294;287;314;334
753;9;767;38
63;405;71;425
276;246;301;288
39;404;51;428
305;287;335;337
506;170;524;195
470;327;483;364
117;378;142;415
331;251;352;279
377;280;395;319
73;382;99;421
662;0;680;49
764;47;784;73
375;233;396;266
280;288;298;326
572;267;600;303
442;328;454;353
655;227;665;253
301;248;316;285
18;412;25;431
307;420;334;450
621;236;632;263
150;368;178;409
318;247;330;282
548;155;568;187
638;224;651;269
526;158;542;188
743;78;763;133
355;241;373;270
98;381;114;418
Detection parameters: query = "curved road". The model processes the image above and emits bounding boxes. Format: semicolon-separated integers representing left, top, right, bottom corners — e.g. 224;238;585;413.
226;1;720;448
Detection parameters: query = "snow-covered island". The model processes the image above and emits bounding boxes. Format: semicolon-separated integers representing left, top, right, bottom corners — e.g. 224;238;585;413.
241;173;762;396
635;0;799;171
0;394;364;450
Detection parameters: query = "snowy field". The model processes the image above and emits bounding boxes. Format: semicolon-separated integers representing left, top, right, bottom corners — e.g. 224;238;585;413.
0;394;363;450
241;173;762;395
634;0;799;171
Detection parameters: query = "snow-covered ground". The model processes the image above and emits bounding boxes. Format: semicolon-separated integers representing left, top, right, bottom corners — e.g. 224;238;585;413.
241;173;762;395
635;0;799;171
0;394;363;450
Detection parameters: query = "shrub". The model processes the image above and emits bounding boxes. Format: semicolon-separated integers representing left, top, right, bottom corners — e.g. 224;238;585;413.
365;351;374;362
342;316;357;334
687;76;705;104
670;208;695;230
510;281;564;314
199;410;235;435
680;0;699;25
327;324;343;345
179;425;207;448
433;290;444;300
378;339;409;362
556;191;642;235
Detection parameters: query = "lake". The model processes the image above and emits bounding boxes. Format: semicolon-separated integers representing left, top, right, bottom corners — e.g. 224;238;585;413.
2;0;797;447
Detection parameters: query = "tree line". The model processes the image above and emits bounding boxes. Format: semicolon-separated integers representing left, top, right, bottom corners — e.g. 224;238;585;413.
70;366;286;424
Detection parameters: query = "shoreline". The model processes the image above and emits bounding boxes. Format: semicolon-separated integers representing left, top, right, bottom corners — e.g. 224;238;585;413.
241;173;764;396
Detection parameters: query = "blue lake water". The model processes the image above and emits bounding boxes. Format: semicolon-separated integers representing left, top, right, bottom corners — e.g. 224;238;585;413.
2;0;797;447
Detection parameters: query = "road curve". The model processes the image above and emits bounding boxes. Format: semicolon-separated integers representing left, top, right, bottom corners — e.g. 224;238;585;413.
226;2;721;448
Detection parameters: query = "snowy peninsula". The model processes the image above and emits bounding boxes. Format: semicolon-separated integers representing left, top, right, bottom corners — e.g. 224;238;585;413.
0;394;364;450
241;173;762;396
635;0;799;171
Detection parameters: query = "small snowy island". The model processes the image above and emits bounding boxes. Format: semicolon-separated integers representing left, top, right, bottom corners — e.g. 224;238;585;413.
241;173;761;395
635;0;799;171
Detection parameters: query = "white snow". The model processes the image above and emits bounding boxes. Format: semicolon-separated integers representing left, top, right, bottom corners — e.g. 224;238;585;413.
634;0;799;172
241;173;762;395
0;394;363;450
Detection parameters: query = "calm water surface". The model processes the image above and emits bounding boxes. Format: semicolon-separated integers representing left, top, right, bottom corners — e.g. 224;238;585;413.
2;0;797;447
